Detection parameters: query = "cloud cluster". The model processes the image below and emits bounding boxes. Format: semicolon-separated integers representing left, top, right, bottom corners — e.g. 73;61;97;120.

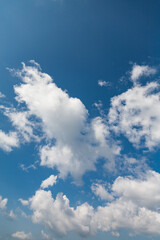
27;171;160;237
109;81;160;149
3;62;120;183
29;190;95;237
2;61;160;238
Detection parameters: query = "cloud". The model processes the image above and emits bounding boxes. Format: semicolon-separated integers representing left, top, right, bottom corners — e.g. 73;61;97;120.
98;80;110;87
91;183;113;201
12;231;32;240
27;170;160;237
29;190;95;237
111;231;120;237
8;210;17;220
6;61;120;183
4;109;38;143
19;199;29;206
40;175;57;189
0;195;8;209
0;130;19;152
112;170;160;210
19;161;38;173
41;230;50;239
0;92;5;98
109;81;160;149
95;170;160;236
130;64;156;83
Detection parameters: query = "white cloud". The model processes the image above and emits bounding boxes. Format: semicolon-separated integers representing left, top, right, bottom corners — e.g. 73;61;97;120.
27;170;160;237
12;150;160;237
0;92;5;98
0;195;8;209
111;231;120;237
19;161;38;173
4;109;38;143
40;175;57;189
130;64;156;83
12;231;32;240
91;183;113;201
41;230;50;239
8;210;17;220
9;62;120;183
95;196;160;236
109;81;160;149
112;170;160;210
98;80;110;87
95;170;160;236
19;199;29;206
29;190;95;237
0;130;19;152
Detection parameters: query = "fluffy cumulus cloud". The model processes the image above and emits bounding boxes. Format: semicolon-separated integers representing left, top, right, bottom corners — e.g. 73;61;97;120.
109;81;160;149
2;61;160;238
26;170;160;237
12;231;32;240
40;175;57;189
29;189;95;237
96;171;160;236
5;61;120;183
112;170;160;210
130;64;156;83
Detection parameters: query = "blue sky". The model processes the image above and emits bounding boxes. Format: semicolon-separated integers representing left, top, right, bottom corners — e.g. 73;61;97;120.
1;0;160;239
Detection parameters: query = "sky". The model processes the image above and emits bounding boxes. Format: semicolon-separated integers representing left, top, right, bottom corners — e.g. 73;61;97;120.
1;0;160;239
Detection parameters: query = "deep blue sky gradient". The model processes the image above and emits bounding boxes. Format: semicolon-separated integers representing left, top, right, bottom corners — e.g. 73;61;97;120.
0;1;160;239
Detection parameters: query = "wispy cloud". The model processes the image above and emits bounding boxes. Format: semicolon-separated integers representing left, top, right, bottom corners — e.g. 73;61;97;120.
98;80;111;87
